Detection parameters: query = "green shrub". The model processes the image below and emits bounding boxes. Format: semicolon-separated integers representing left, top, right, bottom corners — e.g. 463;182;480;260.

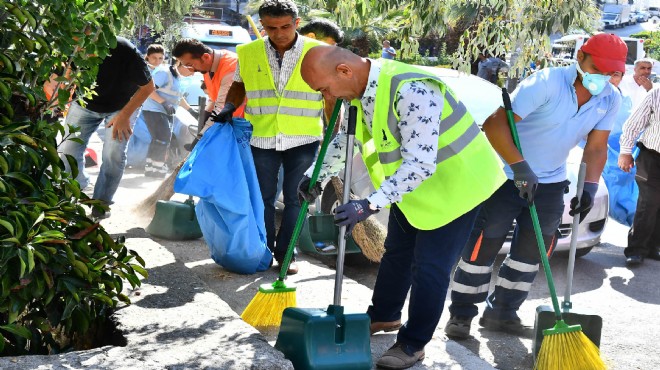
630;30;660;60
0;0;146;355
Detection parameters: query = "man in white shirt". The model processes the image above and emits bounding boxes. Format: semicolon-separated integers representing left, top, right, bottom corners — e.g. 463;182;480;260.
619;58;654;110
618;87;660;266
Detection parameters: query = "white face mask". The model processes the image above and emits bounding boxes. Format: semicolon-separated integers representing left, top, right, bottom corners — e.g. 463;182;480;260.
576;62;611;96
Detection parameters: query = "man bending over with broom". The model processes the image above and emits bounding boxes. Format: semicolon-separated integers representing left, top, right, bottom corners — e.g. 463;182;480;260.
444;33;625;341
298;45;506;369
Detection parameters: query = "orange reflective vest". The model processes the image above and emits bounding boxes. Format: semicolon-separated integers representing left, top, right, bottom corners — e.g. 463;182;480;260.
203;50;245;117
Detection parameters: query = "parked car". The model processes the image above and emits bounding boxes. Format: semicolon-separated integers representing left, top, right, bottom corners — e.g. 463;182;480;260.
319;67;608;258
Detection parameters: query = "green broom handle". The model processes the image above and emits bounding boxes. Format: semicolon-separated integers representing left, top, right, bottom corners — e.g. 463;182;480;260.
277;99;343;281
502;88;563;320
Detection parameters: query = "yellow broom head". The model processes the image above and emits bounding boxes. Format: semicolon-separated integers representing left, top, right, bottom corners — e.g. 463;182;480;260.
241;281;296;328
534;320;606;370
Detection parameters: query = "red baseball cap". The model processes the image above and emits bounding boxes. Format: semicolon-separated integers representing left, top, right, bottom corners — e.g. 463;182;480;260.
580;33;628;73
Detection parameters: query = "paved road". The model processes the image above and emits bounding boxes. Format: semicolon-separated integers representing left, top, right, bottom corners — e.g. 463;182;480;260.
101;164;659;370
608;19;658;37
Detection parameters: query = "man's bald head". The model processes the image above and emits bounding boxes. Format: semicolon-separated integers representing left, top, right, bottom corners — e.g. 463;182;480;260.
301;45;370;101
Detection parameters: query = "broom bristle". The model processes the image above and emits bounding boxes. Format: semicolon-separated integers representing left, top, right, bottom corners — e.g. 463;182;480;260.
330;176;386;262
535;330;605;370
134;158;186;218
241;290;296;327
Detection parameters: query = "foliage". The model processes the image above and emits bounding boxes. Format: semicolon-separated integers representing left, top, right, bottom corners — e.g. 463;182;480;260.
267;0;599;73
0;0;146;355
630;30;660;60
122;0;201;48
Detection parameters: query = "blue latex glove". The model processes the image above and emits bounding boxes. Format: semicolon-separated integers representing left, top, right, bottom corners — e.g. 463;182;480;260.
510;160;539;203
334;199;378;236
211;102;236;124
569;181;598;223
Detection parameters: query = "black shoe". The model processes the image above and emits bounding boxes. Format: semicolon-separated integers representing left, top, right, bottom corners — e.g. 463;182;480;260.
91;207;111;220
626;255;644;266
647;250;660;261
479;316;532;336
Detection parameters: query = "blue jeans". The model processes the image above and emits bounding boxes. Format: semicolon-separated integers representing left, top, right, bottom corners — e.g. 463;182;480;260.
367;204;479;350
251;142;319;260
449;180;567;321
59;102;129;203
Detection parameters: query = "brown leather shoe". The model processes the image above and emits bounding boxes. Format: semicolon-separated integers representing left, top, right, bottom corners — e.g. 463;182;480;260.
376;342;425;369
370;319;402;335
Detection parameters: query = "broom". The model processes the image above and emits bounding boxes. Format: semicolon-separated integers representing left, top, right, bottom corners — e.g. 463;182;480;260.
329;176;386;262
500;88;605;370
241;99;342;327
135;96;209;218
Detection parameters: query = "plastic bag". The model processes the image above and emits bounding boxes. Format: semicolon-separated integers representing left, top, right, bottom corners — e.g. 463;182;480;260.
174;118;271;274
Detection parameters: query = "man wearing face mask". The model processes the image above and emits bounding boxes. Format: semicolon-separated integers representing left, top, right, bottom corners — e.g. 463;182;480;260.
445;33;625;340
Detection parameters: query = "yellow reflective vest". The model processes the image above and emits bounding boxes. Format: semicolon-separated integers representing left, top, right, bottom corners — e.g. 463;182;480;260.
237;37;324;138
353;60;506;230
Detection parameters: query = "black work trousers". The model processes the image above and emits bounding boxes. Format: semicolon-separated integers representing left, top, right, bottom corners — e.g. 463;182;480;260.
625;143;660;257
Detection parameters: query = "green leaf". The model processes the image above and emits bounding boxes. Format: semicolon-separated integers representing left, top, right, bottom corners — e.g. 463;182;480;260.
130;264;148;279
0;155;8;174
0;332;4;352
61;297;77;320
0;324;32;340
0;218;15;234
4;172;38;190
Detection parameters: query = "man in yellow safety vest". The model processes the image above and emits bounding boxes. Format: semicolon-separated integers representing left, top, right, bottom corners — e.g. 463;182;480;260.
298;45;506;369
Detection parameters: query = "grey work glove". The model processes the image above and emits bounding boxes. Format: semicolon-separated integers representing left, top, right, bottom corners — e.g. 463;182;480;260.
569;182;598;223
162;102;176;116
211;102;236;124
297;176;322;204
334;199;378;236
510;160;539;203
187;107;199;119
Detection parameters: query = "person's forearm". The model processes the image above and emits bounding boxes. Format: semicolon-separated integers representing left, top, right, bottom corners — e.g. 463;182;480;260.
582;144;607;184
224;81;246;108
118;80;155;119
148;90;165;104
179;98;191;110
483;107;524;164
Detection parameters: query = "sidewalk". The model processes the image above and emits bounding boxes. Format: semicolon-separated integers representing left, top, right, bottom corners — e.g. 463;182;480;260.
0;139;496;369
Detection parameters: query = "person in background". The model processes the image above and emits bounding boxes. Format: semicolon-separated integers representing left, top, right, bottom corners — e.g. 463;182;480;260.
299;18;344;46
618;87;660;266
298;45;506;369
145;44;165;72
140;60;195;177
381;40;396;59
172;38;245;133
59;36;155;219
445;33;625;340
216;0;329;275
619;58;654;110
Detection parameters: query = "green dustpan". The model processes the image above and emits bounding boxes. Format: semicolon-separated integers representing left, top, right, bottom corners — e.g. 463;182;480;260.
532;162;603;356
275;106;372;370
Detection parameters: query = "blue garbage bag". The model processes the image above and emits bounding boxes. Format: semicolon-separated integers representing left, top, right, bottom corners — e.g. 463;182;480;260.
174;118;272;274
601;95;638;227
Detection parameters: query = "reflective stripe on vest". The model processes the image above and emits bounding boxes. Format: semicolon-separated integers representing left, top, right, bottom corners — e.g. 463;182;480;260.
237;37;324;138
353;60;506;230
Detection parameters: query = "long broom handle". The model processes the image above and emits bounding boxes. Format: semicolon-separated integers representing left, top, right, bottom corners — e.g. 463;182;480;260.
334;105;357;306
277;99;343;281
502;88;563;321
563;162;586;312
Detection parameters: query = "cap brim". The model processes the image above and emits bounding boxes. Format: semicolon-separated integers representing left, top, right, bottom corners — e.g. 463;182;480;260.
590;54;626;73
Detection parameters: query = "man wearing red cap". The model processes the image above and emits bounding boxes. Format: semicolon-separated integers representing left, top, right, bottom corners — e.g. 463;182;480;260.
445;33;626;339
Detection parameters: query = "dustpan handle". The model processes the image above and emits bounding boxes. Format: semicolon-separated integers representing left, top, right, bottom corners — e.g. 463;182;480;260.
563;162;586;312
334;105;357;306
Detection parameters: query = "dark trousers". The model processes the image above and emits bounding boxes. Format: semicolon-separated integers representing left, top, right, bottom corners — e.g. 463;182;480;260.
143;110;172;164
449;180;566;321
367;204;479;350
625;144;660;257
251;142;319;261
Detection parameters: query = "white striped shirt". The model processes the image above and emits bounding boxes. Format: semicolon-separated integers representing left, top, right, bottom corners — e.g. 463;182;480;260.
620;87;660;154
233;35;321;151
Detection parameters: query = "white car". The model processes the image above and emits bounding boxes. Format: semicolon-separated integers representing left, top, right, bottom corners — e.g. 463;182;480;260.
319;68;608;258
